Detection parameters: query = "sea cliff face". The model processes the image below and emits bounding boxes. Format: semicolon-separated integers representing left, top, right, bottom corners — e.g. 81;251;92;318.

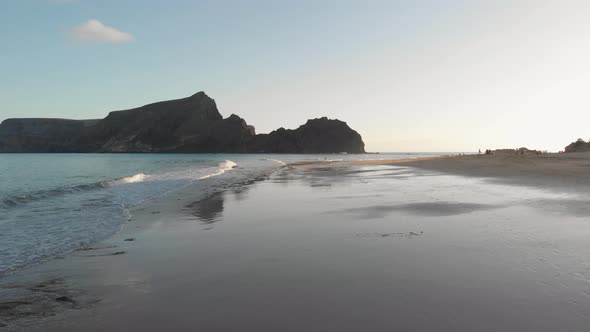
0;118;100;153
0;92;365;154
248;117;365;153
92;92;255;153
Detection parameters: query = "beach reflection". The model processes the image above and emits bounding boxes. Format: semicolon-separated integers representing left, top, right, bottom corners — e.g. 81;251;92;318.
186;191;225;224
185;182;258;223
31;163;590;332
229;181;254;202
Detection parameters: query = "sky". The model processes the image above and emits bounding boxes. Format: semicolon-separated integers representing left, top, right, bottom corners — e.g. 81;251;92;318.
1;0;589;152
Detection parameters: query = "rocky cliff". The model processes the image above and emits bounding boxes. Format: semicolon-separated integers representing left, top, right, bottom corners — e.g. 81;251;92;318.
92;92;256;153
0;118;100;152
0;92;365;154
248;117;365;153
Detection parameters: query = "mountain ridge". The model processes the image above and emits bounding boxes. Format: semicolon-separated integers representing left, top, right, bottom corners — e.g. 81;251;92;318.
0;92;365;154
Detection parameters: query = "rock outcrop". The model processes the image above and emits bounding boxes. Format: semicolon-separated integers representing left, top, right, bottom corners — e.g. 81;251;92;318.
248;117;365;153
0;92;365;154
0;118;100;152
92;92;255;153
564;139;590;153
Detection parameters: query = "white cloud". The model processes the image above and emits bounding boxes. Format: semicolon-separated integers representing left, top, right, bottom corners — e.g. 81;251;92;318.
71;19;134;43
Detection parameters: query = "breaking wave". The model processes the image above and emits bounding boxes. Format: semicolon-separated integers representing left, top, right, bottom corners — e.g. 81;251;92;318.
109;173;147;185
0;156;293;275
264;158;287;166
0;160;238;210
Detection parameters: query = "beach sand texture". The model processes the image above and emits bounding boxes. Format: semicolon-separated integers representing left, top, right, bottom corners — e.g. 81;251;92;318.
2;153;590;331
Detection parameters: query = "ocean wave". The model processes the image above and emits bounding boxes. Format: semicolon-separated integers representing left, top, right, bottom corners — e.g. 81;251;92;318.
264;158;287;166
198;160;238;179
0;157;254;275
101;173;147;187
0;160;239;209
1;182;106;209
311;158;343;162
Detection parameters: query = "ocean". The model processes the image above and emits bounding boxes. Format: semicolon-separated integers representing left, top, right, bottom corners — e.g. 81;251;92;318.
0;153;441;275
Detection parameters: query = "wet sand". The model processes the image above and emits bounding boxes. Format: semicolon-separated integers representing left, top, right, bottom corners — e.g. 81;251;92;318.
350;152;590;191
3;157;590;331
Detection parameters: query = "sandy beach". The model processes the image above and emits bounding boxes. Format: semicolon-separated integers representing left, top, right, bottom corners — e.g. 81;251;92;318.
3;153;590;331
351;152;590;191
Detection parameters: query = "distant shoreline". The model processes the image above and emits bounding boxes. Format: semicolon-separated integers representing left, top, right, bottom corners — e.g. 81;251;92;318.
288;152;590;192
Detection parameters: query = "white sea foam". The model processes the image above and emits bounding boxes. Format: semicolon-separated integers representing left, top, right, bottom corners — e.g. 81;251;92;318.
265;158;287;166
139;160;238;182
115;172;147;184
103;160;238;186
198;160;238;179
0;159;242;274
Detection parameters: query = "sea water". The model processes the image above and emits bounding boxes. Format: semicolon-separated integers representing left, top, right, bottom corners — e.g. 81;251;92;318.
0;153;441;274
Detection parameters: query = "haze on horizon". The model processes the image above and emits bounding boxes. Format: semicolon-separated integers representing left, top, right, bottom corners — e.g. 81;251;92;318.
1;0;589;153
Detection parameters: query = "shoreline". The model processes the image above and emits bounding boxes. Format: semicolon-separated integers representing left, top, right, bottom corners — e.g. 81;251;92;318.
3;153;590;330
293;152;590;193
0;167;273;330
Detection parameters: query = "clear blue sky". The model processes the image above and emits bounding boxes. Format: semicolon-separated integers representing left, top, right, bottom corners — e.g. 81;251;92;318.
1;1;589;152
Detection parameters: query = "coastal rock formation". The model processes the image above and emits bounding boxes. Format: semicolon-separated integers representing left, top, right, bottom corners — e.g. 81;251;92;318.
0;118;100;152
93;92;255;153
0;92;365;154
248;117;365;153
564;139;590;153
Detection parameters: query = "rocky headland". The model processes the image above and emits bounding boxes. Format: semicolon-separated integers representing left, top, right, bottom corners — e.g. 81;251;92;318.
0;92;365;154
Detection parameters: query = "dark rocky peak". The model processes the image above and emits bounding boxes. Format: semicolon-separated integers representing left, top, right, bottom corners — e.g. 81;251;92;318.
222;114;256;135
190;91;208;98
226;113;245;122
104;91;222;122
293;117;365;153
247;117;365;154
300;117;350;130
0;92;365;154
